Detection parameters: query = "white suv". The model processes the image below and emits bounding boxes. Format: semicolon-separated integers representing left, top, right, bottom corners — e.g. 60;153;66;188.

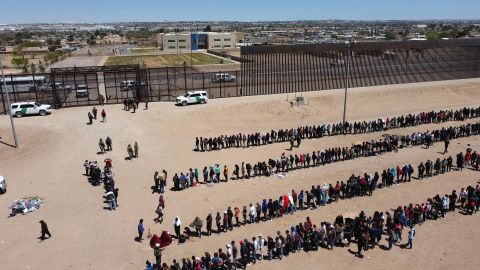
10;102;52;117
212;73;236;83
176;91;209;106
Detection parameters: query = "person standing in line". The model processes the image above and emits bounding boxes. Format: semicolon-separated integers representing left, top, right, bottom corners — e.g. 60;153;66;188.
113;188;119;207
92;106;98;120
206;213;212;236
407;225;415;249
154;243;163;267
137;219;144;242
101;109;106;123
134;142;139;158
83;160;89;175
39;220;51;240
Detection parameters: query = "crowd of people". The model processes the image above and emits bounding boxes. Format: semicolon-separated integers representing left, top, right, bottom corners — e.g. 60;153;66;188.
123;98;149;112
87;106;107;125
161;149;472;248
172;122;480;192
194;107;480;152
82;158;118;210
148;179;480;270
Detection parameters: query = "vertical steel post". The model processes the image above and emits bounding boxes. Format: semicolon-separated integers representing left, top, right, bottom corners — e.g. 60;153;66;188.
0;55;19;147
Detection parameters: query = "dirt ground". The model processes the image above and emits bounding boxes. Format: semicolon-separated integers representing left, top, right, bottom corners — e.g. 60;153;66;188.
1;78;480;270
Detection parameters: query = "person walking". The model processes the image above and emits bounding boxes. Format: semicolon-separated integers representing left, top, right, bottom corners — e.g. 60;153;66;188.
444;139;450;154
134;142;139;158
174;216;182;240
137;219;145;242
145;99;149;110
39;220;51;240
101;109;106;123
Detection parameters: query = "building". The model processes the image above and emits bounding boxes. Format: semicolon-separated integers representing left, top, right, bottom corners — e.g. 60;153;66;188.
161;32;239;52
162;33;191;52
207;32;236;50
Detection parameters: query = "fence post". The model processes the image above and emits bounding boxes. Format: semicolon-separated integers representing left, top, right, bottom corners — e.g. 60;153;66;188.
219;70;222;98
32;73;39;102
166;67;171;101
235;70;239;97
183;63;187;91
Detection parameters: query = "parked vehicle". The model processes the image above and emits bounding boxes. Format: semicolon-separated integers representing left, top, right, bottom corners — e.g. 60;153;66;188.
41;82;72;92
0;76;46;93
176;91;209;106
0;176;6;194
120;80;138;91
211;73;236;83
10;102;53;117
76;84;89;98
330;59;345;66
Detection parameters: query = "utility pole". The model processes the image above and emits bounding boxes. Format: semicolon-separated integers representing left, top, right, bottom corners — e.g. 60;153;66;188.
0;54;19;148
342;41;352;125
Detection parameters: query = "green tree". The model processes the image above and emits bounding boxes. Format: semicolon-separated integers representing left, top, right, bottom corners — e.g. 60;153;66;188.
11;57;28;67
204;25;212;32
426;32;440;40
39;63;45;73
385;32;397;40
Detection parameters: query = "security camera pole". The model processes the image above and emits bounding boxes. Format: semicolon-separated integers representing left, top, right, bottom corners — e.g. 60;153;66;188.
0;53;19;148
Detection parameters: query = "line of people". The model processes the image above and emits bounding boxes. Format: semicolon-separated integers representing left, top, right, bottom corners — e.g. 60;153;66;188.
161;149;473;250
82;158;119;210
173;123;480;192
194;106;480;152
150;181;480;270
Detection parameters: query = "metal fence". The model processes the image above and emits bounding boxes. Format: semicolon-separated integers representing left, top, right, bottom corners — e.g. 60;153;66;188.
1;65;240;114
2;39;480;114
241;39;480;96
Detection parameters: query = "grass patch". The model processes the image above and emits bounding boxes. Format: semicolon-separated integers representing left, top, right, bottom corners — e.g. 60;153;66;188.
104;53;228;67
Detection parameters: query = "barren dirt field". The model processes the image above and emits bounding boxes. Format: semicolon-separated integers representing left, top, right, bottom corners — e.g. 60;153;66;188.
1;78;480;270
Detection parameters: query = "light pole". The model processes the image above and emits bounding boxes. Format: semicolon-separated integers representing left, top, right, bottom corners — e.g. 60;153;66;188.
0;54;19;148
342;41;352;125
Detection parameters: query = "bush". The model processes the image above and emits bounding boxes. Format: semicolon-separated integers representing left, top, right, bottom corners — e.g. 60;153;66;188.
11;57;28;67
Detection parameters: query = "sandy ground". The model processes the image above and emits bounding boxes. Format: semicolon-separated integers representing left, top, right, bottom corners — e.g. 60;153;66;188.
1;78;480;270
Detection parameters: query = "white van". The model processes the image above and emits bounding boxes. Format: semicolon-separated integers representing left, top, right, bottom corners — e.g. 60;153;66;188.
76;84;89;98
212;73;236;83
